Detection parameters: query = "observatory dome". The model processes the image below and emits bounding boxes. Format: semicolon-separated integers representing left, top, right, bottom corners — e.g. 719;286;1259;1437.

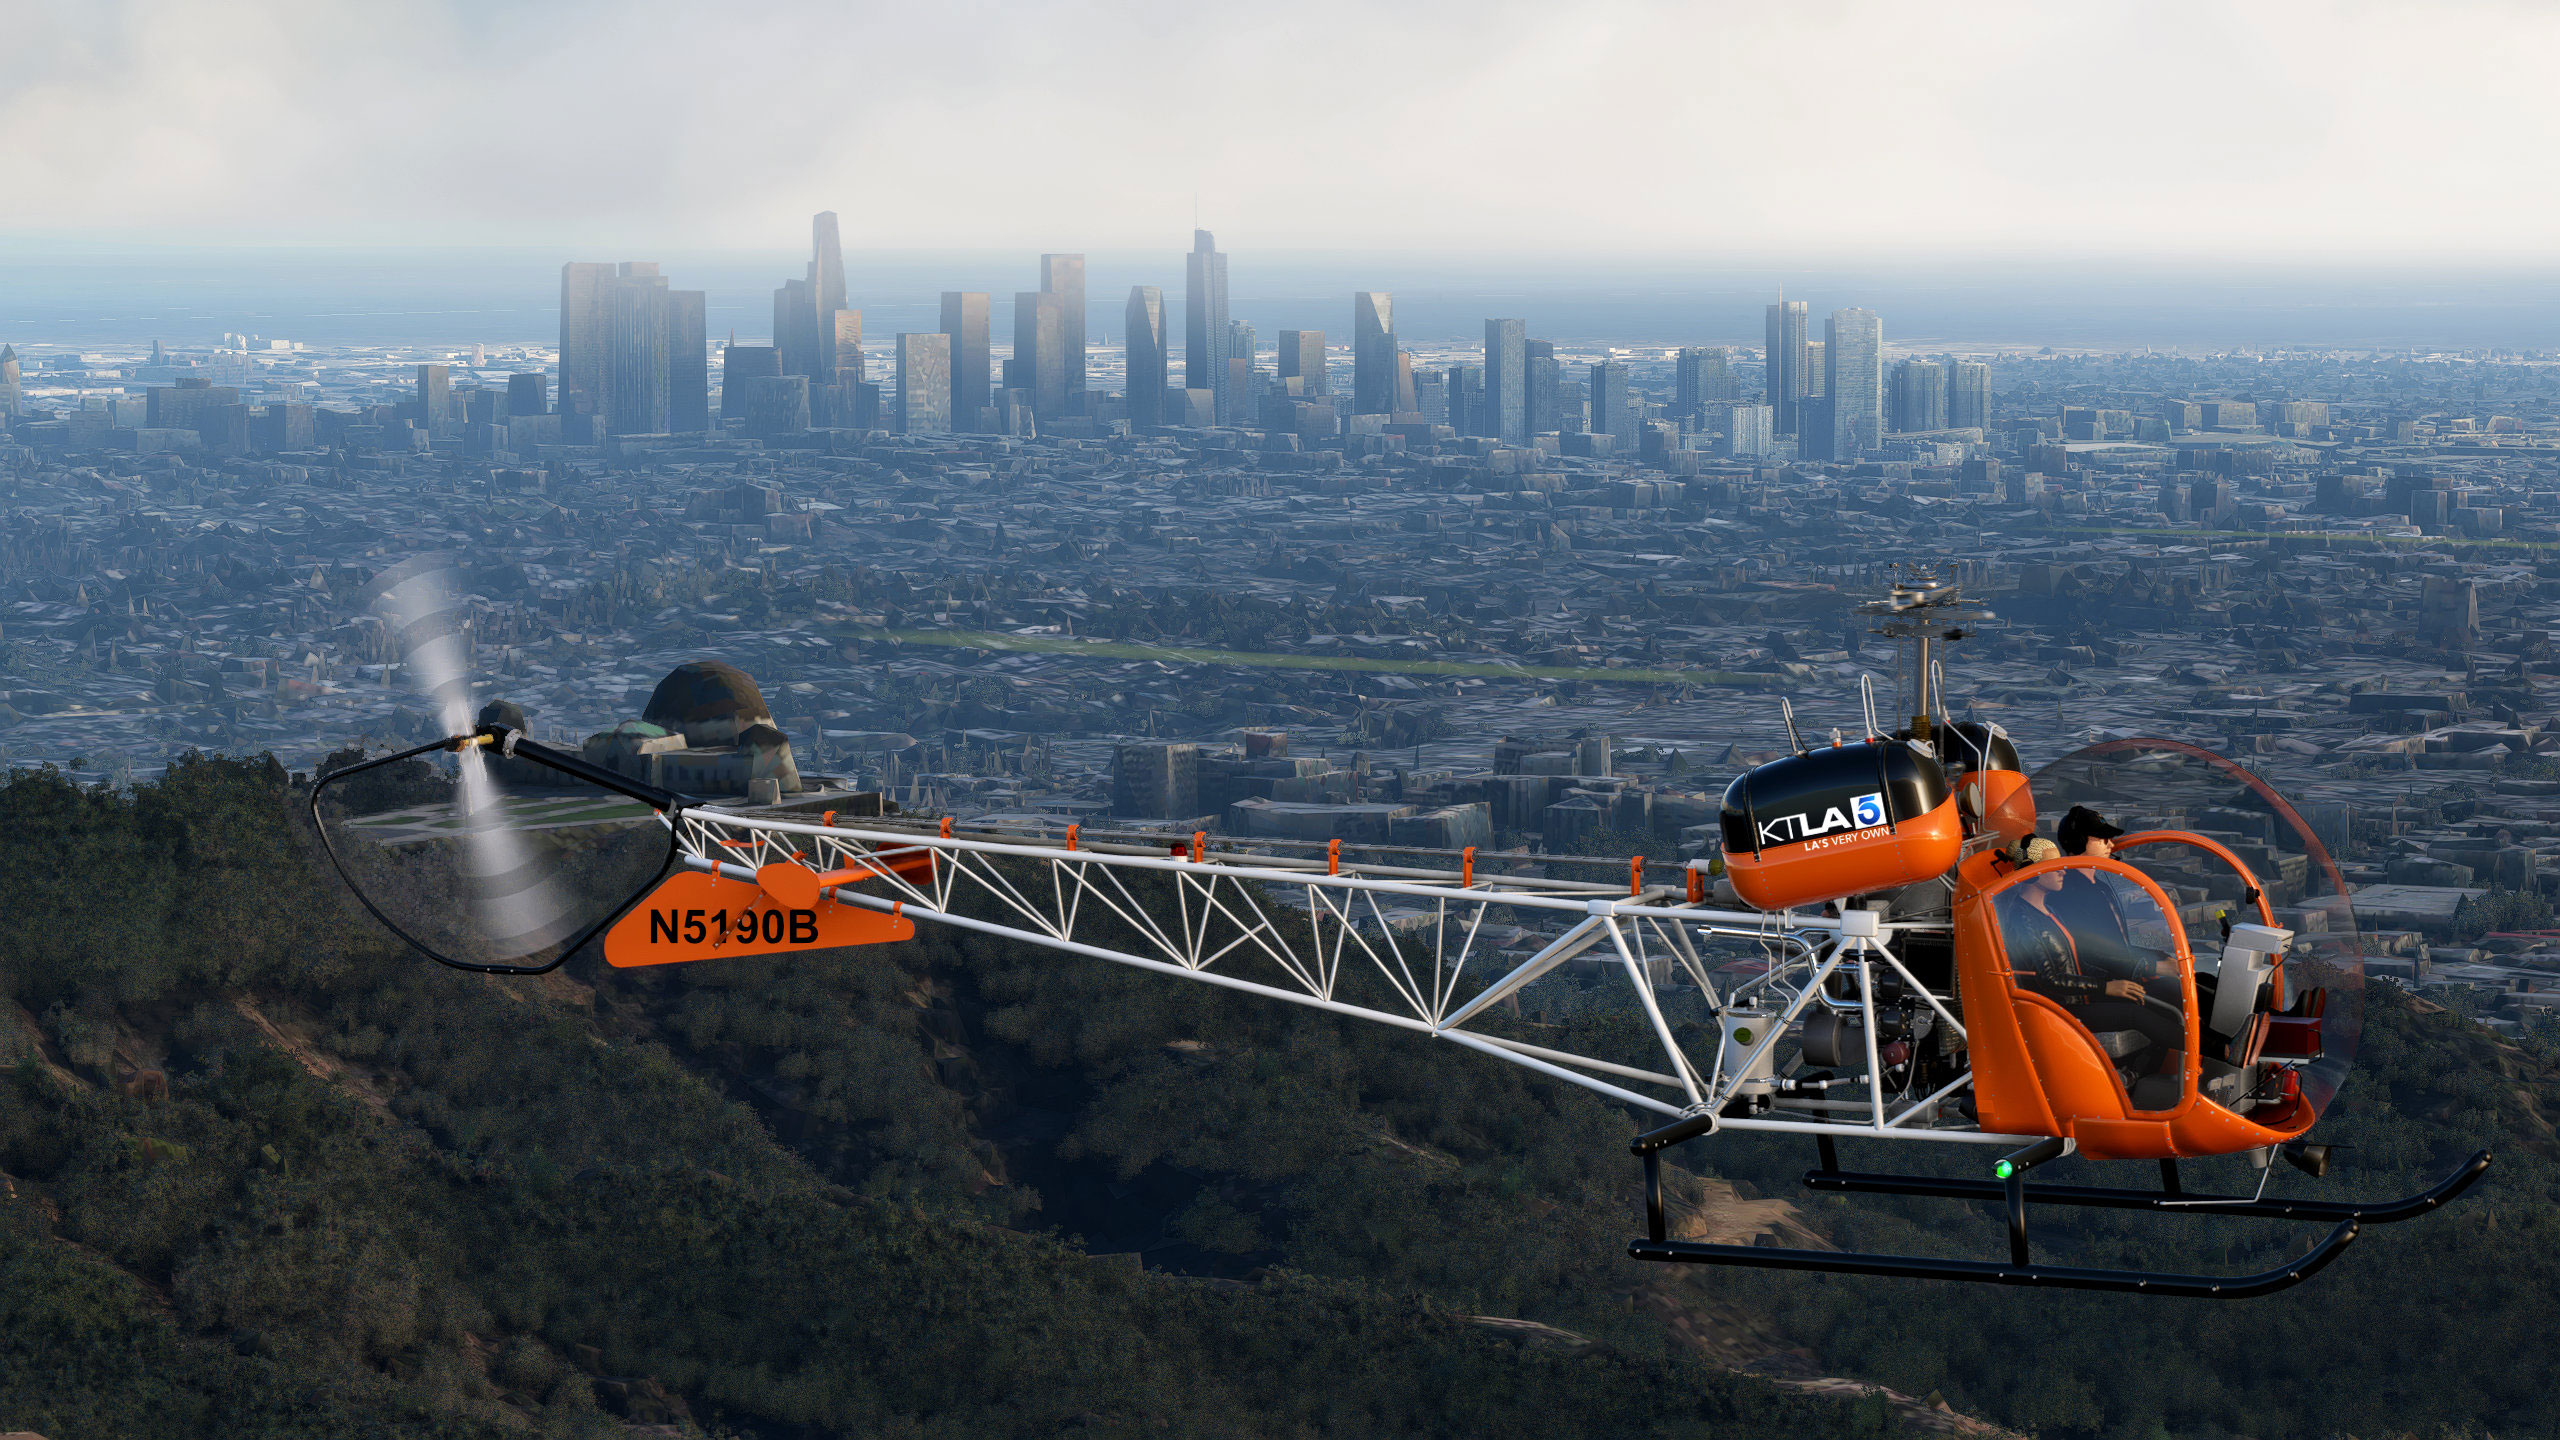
642;660;774;748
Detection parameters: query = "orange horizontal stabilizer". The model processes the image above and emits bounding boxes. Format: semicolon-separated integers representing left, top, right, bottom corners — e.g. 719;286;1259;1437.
606;870;914;968
752;849;934;910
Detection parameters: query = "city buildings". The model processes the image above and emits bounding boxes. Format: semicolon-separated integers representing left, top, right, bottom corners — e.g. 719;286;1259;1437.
1891;357;1946;433
1185;230;1228;410
560;260;705;436
415;363;450;438
1011;291;1067;419
1764;298;1808;437
558;262;612;424
1826;307;1883;460
1484;319;1526;442
1278;330;1327;396
1675;347;1733;425
1353;292;1396;416
604;267;672;436
1947;360;1990;430
1040;254;1085;405
1125;286;1166;428
940;292;992;431
1589;359;1633;450
896;332;952;435
1526;340;1561;435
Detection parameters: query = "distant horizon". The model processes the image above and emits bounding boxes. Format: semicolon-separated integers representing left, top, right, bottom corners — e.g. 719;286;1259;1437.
8;242;2560;354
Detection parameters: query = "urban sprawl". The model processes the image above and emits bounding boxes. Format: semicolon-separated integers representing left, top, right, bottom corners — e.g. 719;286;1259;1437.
5;215;2560;1024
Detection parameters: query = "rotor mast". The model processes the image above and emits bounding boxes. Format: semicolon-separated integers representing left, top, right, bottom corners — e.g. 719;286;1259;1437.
1859;567;1993;742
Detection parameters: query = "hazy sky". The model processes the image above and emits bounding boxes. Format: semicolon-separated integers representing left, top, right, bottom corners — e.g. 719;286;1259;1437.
6;0;2557;260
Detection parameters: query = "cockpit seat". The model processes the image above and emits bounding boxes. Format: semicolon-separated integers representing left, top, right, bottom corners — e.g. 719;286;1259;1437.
2090;1029;2148;1062
2129;1073;2183;1112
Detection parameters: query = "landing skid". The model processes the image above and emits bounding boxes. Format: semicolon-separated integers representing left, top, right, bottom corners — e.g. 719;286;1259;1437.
1805;1148;2493;1225
1623;1121;2478;1299
1628;1223;2358;1298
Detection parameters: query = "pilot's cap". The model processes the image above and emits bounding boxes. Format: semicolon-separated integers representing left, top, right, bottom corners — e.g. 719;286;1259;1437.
2058;805;2124;854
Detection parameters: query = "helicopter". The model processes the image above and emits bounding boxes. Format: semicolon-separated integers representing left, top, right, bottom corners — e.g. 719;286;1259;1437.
309;558;2488;1298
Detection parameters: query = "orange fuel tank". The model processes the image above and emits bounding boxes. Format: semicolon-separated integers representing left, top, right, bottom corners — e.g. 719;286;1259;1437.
1720;739;1962;911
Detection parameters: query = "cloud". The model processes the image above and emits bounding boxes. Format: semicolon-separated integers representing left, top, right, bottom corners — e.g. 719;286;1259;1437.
3;0;2556;258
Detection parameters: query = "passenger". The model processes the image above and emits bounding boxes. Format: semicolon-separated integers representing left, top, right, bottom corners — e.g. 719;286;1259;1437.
2000;837;2184;1088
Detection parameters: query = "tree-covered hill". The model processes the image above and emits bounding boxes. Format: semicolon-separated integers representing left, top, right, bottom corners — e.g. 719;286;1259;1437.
0;756;1884;1440
3;755;2553;1439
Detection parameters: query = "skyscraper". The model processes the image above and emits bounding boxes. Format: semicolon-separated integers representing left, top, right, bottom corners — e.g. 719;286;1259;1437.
811;211;847;367
603;265;672;435
1278;330;1327;395
1184;229;1228;397
558;262;614;421
1589;360;1634;450
1013;291;1066;418
1675;347;1733;422
1826;308;1883;460
825;309;863;426
896;333;952;434
1945;360;1989;429
1483;319;1526;442
0;344;19;417
506;371;547;418
670;290;709;432
1890;358;1945;433
1445;364;1482;437
940;292;991;429
1224;321;1256;424
720;344;779;422
1353;292;1396;415
1125;286;1167;427
1040;254;1086;401
1764;298;1808;437
774;277;816;381
415;364;450;437
1707;403;1776;459
811;213;847;317
1522;339;1556;434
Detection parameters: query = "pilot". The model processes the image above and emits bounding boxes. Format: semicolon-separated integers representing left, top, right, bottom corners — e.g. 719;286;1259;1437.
2003;837;2183;1083
2048;805;2171;990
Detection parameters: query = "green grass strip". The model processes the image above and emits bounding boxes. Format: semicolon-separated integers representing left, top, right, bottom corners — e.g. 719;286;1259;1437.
845;628;1772;688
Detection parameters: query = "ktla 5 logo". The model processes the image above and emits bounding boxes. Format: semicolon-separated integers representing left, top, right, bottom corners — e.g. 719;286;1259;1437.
1760;791;1887;847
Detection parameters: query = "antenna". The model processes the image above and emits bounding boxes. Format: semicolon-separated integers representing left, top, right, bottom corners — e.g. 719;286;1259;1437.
1860;674;1881;740
1780;697;1806;755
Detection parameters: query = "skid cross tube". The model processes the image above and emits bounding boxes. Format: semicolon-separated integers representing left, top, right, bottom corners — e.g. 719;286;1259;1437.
1804;1150;2493;1224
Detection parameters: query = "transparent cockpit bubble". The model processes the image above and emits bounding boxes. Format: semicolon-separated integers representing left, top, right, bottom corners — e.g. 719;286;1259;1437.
311;741;674;972
2028;739;2361;1119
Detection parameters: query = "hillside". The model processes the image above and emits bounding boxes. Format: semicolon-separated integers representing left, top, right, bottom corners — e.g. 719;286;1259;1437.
3;755;2554;1439
0;757;1896;1440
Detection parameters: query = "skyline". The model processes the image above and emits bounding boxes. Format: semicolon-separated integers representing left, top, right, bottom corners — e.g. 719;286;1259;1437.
16;244;2560;354
8;0;2560;260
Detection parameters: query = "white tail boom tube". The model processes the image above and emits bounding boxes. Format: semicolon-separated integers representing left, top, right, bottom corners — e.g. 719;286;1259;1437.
675;810;2031;1143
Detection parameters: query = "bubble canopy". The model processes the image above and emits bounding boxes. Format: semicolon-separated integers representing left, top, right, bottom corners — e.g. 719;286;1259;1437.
2026;739;2362;1120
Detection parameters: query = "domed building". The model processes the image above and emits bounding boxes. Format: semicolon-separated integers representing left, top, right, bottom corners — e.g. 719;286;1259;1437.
582;659;802;802
641;660;771;747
